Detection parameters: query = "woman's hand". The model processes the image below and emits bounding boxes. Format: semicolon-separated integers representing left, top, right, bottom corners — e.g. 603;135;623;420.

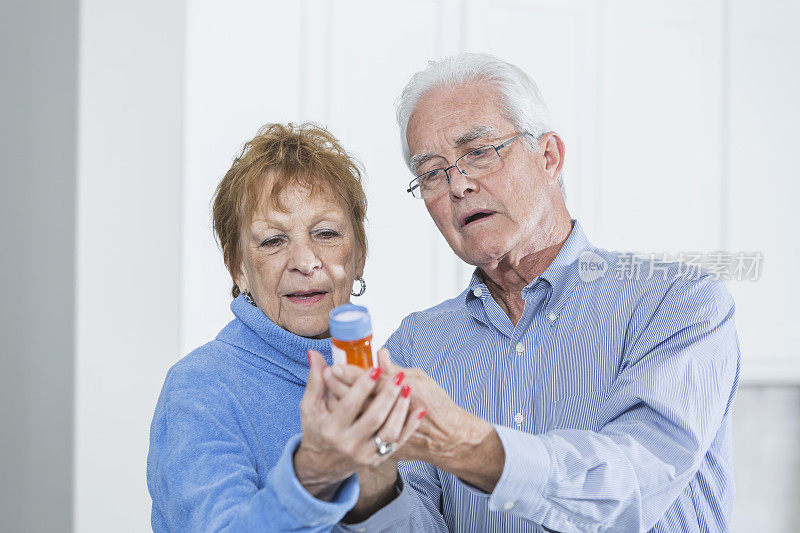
325;348;501;485
293;349;424;501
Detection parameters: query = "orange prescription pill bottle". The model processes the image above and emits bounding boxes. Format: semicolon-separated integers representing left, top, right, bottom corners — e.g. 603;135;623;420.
329;304;373;369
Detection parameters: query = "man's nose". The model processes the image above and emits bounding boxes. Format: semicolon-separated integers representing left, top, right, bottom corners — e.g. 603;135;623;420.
288;239;322;275
446;165;477;198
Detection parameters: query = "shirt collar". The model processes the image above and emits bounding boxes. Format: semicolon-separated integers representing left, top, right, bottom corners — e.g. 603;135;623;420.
537;219;593;316
465;219;593;317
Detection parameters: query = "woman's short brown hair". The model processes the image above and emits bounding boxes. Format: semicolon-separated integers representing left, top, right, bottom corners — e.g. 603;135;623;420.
212;122;368;298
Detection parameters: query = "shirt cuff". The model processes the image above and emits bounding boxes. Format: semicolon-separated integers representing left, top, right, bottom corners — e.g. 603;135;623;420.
337;474;411;531
268;433;360;527
488;424;551;516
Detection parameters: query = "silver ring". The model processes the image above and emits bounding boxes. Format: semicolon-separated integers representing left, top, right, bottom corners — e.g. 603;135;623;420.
374;436;397;456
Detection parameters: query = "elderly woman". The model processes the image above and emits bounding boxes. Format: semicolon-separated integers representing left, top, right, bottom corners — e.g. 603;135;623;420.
147;123;425;531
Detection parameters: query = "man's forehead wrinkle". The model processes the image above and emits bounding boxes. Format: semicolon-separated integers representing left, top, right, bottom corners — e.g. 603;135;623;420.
453;125;498;146
410;125;499;172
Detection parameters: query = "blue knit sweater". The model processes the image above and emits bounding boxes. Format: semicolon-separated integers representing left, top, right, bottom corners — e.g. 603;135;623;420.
147;295;360;531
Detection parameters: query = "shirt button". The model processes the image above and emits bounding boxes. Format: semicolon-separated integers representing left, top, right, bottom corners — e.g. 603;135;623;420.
473;287;483;297
548;312;557;321
515;342;524;354
503;500;516;510
514;412;524;425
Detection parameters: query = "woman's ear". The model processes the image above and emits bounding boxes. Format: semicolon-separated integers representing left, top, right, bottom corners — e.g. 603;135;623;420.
355;246;366;279
227;257;249;293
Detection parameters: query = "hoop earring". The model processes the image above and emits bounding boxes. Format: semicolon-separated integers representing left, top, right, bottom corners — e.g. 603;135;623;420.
351;277;366;297
242;290;257;307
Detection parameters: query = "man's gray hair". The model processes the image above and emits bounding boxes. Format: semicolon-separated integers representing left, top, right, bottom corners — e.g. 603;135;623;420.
395;53;565;199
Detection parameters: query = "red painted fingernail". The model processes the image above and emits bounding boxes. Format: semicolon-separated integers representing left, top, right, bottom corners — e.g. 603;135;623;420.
393;371;405;386
306;350;312;367
417;409;427;420
401;384;411;398
369;367;382;381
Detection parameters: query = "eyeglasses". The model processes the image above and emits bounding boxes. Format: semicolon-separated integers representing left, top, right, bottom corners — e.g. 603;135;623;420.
407;132;532;199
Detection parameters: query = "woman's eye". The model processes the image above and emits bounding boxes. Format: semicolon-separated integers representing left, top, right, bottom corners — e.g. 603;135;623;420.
315;229;340;239
260;236;285;247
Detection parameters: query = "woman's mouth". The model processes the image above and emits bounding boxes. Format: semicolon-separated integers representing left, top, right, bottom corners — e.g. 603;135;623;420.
285;291;327;305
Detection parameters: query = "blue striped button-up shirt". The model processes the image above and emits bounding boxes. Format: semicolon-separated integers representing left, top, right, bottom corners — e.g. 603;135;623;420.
339;219;739;533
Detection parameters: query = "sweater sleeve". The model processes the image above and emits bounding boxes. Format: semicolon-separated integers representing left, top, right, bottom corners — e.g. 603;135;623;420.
146;375;359;532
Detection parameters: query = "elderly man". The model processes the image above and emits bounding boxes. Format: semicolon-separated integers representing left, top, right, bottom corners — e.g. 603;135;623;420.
331;53;739;532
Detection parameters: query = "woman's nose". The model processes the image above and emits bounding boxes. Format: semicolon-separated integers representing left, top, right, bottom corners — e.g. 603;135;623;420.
288;240;322;275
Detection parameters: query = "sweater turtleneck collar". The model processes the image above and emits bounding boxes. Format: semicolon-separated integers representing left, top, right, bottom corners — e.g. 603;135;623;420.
218;294;334;384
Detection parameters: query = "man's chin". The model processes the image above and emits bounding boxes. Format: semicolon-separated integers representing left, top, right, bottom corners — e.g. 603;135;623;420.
458;242;508;268
443;230;508;267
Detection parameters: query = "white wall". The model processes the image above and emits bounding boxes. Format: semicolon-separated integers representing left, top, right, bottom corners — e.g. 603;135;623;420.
0;0;791;531
74;1;184;531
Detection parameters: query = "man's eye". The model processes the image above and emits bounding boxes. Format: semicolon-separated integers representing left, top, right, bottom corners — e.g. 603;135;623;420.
420;170;443;186
467;146;491;159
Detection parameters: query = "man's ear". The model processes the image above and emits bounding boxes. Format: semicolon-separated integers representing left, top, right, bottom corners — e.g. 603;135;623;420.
540;131;566;183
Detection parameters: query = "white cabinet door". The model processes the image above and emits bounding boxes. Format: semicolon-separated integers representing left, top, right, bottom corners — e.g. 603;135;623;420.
320;0;452;345
726;0;800;380
597;0;724;254
182;1;305;353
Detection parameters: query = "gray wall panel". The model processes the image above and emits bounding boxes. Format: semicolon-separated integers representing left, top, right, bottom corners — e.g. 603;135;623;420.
0;0;78;530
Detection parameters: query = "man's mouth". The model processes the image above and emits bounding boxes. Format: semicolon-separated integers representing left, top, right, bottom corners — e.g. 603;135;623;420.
460;210;495;227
